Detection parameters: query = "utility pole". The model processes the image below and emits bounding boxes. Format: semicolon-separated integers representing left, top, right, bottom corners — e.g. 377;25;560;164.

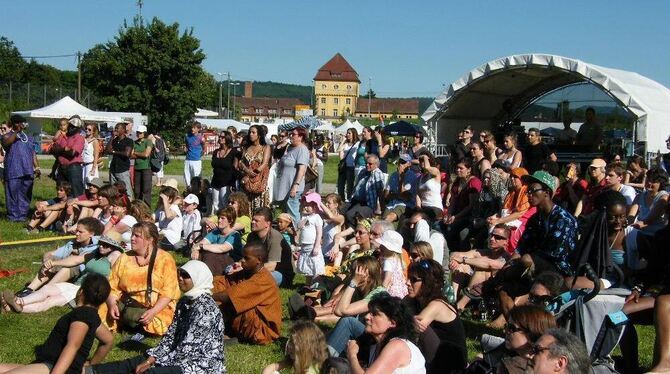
217;72;224;117
226;72;231;119
231;82;240;120
367;77;372;117
77;51;82;102
137;0;144;24
43;84;47;105
27;83;30;106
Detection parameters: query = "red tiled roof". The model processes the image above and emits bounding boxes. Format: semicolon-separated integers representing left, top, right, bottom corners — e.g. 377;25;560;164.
236;96;305;109
356;98;419;114
314;53;360;83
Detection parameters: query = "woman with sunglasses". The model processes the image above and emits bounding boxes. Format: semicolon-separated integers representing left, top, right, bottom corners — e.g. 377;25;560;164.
82;123;100;184
409;132;428;160
475;305;556;374
481;131;503;163
88;260;225;374
628;167;669;234
406;259;467;372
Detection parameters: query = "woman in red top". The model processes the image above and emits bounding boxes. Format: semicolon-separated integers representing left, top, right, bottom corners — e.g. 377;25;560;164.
443;159;482;251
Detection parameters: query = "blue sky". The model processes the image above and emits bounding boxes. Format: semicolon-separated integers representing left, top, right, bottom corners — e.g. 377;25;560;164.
2;1;668;98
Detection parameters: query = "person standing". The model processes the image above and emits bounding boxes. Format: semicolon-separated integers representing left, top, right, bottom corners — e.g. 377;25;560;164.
106;122;134;199
131;125;153;206
184;122;205;189
556;115;577;145
52;115;86;197
273;127;309;224
2;114;39;222
209;131;237;214
576;107;603;151
337;129;359;202
240;125;271;211
523;128;556;174
82;123;100;184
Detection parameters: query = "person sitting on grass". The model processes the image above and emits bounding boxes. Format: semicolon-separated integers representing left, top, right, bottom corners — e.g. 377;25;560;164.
192;207;243;276
89;184;117;227
2;231;124;314
154;185;183;252
174;193;203;254
25;181;72;233
103;193;136;245
203;191;252;244
212;241;282;345
63;178;104;233
14;217;104;298
87;260;226;374
262;320;329;374
0;273;114;374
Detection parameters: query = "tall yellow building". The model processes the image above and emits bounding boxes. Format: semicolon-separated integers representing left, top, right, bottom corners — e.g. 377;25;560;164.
313;53;360;119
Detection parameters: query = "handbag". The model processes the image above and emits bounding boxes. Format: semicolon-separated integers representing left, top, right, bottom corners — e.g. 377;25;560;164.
241;148;270;194
118;247;157;329
305;160;319;184
338;142;356;173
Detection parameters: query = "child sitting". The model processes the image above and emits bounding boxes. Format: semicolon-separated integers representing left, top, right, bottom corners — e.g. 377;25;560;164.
261;320;329;374
154;185;183;251
375;230;408;298
276;213;296;247
212;242;282;345
0;273;114;374
63;178;104;233
175;193;202;254
25;181;71;233
296;192;325;285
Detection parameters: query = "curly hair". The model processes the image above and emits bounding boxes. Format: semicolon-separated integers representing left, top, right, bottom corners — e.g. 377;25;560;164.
228;191;251;217
646;167;669;190
594;190;627;212
368;293;417;349
287;321;329;373
129;199;154;223
407;259;445;309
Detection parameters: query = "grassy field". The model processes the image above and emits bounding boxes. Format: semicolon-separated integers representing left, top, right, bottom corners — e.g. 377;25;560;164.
0;169;655;372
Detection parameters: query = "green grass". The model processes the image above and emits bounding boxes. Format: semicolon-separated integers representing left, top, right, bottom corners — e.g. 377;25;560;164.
6;162;654;372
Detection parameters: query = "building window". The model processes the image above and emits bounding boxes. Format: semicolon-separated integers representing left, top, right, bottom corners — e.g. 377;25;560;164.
333;98;339;105
333;109;338;117
255;108;262;114
320;97;326;104
346;98;351;105
334;84;339;89
347;85;352;89
268;109;277;114
283;109;292;114
242;108;248;113
321;109;326;116
321;84;326;89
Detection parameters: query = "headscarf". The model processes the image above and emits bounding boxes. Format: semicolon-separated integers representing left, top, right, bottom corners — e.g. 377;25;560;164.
180;260;213;299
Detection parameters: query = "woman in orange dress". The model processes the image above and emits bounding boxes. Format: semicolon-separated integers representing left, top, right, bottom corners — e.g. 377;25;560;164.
101;222;180;336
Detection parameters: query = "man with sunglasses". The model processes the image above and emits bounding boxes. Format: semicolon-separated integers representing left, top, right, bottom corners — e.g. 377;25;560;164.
527;328;591;373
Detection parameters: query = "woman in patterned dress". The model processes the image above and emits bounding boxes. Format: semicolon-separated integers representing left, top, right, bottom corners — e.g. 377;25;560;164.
240;125;271;211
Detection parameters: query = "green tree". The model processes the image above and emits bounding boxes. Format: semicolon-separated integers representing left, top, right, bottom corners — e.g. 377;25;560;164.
0;37;24;83
81;18;216;146
365;89;376;99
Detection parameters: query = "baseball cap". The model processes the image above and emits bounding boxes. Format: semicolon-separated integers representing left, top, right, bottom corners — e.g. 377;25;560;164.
68;116;83;128
87;177;104;189
303;192;322;206
136;125;148;133
374;230;404;254
589;158;607;168
183;194;199;205
522;170;557;193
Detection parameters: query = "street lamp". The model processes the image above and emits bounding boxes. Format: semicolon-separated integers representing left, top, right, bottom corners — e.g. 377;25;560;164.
231;82;240;120
216;72;224;117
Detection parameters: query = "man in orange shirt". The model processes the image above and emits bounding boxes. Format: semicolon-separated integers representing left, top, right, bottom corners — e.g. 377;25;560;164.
212;242;282;345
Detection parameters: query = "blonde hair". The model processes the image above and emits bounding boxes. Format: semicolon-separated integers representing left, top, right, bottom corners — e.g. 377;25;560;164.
411;241;434;261
287;321;329;373
228;192;250;217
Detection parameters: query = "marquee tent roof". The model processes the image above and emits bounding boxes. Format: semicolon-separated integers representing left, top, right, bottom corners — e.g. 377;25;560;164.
13;96;124;123
421;54;670;152
334;119;365;133
195;108;219;117
196;118;249;131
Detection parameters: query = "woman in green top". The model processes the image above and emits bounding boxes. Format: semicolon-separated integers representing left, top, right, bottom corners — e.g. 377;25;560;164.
2;232;125;314
131;125;153;206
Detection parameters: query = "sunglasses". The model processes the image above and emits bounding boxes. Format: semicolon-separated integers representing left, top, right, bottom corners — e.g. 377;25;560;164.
529;343;551;356
504;322;525;334
491;234;508;241
177;269;191;279
529;294;554;306
409;276;423;283
526;187;545;195
355;230;368;235
409;252;420;259
418;259;431;269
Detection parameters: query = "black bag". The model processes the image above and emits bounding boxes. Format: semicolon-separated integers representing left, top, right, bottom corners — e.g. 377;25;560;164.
118;247;157;329
338;142;356;174
150;137;167;172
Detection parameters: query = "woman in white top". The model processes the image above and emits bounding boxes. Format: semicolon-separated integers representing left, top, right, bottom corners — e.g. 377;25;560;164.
154;185;184;251
82;123;100;183
346;293;425;374
104;194;137;245
416;154;443;220
498;133;522;169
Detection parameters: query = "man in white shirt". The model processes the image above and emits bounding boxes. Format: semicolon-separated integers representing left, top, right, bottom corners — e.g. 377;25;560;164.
605;164;637;207
408;211;447;266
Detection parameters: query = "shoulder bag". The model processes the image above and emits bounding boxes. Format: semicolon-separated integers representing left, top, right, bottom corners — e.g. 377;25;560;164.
338;142;356;174
118;248;157;330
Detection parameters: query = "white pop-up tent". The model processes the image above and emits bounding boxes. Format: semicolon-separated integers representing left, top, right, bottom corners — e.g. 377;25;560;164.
335;119;365;133
422;53;670;154
196;118;250;131
195;108;219;117
13;96;124;123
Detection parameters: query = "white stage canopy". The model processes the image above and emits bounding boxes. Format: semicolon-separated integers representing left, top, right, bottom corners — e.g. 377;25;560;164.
422;53;670;153
13;96;124;123
196;118;250;131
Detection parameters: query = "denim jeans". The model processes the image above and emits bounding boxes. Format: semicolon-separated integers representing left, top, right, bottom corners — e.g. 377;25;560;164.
282;191;303;224
59;163;84;197
327;316;366;356
111;170;133;199
270;271;283;286
89;355;182;374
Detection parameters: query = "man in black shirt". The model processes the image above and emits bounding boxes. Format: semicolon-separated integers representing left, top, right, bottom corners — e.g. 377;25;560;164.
246;207;294;287
105;122;134;198
523;128;556;174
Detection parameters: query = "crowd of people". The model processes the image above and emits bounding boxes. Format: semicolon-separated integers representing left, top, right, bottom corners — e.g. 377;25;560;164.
1;110;670;373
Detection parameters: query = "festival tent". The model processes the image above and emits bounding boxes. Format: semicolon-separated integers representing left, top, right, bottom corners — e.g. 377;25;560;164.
13;96;124;123
352;120;364;129
315;120;336;131
421;53;670;155
194;108;219;117
335;119;365;133
196;118;249;131
382;120;426;136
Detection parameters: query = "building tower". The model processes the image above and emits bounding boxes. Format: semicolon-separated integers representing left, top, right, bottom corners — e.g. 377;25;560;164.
313;53;360;120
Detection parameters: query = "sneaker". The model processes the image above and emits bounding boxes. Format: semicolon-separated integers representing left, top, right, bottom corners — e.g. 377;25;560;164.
126;332;146;343
15;287;33;298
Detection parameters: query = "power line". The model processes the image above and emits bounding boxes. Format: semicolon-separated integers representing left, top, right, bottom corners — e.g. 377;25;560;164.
20;53;78;59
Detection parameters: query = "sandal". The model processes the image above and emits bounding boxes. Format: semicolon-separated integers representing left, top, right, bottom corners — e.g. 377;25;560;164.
2;290;22;313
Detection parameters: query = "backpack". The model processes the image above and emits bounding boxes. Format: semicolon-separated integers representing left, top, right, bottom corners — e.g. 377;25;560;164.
150;137;167;172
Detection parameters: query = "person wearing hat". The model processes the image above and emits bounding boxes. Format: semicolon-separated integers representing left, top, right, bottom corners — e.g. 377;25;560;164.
50;114;86;197
382;153;420;224
376;230;409;298
175;193;202;254
1;114;39;222
105;122;134;199
574;158;608;217
131;124;153;206
295;192;325;284
2;230;122;314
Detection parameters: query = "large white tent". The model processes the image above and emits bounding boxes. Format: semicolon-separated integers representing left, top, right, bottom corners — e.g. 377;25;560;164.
196;118;250;131
13;96;124;123
335;119;365;133
422;53;670;154
194;108;219;117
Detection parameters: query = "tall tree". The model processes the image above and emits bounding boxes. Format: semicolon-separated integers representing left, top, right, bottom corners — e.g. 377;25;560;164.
81;18;216;145
0;37;24;82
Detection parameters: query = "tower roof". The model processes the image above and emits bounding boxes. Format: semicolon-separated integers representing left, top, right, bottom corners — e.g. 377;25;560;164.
314;53;360;83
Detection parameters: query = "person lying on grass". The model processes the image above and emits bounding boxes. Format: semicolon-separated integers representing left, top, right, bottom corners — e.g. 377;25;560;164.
0;273;114;374
86;260;226;374
14;217;104;298
2;232;124;314
212;241;282;345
